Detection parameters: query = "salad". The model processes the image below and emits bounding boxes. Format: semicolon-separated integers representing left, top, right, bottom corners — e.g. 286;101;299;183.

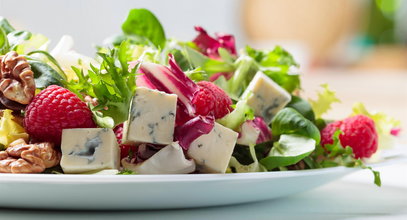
0;9;401;186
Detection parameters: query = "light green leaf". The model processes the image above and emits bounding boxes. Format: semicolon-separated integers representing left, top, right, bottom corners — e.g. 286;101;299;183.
0;28;9;54
217;100;254;131
260;134;316;170
308;84;341;119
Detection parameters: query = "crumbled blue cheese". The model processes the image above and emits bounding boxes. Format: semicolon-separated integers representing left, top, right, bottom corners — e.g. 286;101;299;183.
187;123;238;173
60;128;119;174
121;142;196;174
241;71;291;124
123;87;177;145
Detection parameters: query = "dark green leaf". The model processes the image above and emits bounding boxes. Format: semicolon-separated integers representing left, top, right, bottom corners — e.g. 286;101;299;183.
28;60;63;88
122;8;166;48
287;96;315;121
271;107;321;144
27;50;67;80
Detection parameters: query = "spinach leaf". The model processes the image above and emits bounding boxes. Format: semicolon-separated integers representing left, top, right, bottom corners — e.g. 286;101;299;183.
287;95;315;122
122;8;166;49
271;107;321;144
28;60;63;88
260;134;315;170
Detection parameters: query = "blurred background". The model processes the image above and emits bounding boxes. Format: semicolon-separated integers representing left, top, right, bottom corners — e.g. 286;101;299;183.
0;0;406;137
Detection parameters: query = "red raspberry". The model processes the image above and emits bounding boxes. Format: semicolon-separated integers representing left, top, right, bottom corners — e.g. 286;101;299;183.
24;85;96;145
114;123;124;144
321;115;378;158
320;120;342;147
192;81;232;119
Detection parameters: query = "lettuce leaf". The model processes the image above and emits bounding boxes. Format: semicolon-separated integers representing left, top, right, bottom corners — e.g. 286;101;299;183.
352;102;401;149
308;84;341;119
246;45;300;93
217;100;255;131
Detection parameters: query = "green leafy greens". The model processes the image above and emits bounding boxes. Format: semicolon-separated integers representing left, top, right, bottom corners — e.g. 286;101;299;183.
65;41;137;127
122;8;166;49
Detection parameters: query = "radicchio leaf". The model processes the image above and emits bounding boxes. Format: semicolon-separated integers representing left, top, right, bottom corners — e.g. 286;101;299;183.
192;26;236;59
252;117;272;144
174;115;215;150
139;54;198;124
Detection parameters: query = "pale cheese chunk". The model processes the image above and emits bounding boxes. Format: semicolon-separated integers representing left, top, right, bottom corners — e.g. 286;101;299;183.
187;123;238;173
60;128;119;174
241;71;291;124
121;142;196;174
123;87;177;145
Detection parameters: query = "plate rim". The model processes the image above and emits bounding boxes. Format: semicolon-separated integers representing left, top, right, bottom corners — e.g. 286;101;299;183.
0;165;356;184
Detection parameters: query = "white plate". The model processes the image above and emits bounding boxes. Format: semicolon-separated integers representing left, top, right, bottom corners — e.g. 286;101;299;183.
0;166;358;210
1;149;405;210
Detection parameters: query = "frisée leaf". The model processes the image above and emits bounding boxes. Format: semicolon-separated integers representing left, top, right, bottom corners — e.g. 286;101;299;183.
308;84;341;119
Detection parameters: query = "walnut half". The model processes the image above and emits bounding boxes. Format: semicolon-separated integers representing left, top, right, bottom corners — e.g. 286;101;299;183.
0;51;36;108
0;139;61;173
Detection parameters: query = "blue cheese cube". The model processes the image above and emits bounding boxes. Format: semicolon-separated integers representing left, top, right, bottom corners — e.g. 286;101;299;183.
60;128;119;174
121;142;196;174
241;71;291;123
187;123;238;173
123;87;177;145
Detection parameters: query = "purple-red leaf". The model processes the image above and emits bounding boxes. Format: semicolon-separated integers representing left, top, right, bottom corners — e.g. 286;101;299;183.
192;26;237;59
174;115;215;150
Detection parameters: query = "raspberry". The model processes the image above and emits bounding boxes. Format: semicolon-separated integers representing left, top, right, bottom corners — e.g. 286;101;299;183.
24;85;96;145
192;81;232;119
321;115;378;158
114;123;124;144
320;120;342;147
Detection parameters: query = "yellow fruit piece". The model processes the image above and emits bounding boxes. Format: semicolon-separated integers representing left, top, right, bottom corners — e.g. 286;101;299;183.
0;109;29;148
